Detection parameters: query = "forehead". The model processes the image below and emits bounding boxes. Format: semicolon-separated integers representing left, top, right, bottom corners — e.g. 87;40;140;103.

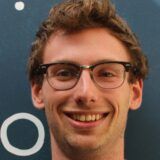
43;28;130;64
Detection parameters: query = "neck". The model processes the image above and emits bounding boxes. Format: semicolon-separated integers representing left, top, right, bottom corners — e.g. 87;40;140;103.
50;133;125;160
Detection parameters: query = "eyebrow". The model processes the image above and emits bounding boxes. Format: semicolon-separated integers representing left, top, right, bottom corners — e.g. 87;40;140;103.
45;59;124;65
47;60;80;65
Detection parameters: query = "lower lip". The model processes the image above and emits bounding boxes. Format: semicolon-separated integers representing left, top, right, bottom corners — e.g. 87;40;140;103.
65;115;107;129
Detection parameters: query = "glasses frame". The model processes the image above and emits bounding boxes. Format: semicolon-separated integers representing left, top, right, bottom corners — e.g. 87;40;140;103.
34;61;135;90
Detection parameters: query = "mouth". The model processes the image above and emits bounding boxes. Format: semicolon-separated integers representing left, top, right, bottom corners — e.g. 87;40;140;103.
65;112;109;122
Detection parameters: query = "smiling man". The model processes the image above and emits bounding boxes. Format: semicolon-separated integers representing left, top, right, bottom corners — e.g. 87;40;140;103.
27;0;148;160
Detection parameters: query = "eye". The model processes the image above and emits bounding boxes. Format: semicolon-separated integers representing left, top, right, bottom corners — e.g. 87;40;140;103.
56;69;74;77
55;69;78;81
98;70;116;77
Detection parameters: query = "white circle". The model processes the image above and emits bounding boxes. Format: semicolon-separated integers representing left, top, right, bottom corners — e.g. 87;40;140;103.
0;113;45;156
15;1;25;11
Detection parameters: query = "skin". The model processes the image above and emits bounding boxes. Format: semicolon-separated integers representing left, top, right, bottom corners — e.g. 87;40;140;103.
31;28;143;160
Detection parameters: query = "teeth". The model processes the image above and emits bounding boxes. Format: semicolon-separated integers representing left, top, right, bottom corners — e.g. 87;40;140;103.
79;115;85;121
72;114;103;122
96;114;100;120
91;115;96;121
86;115;92;121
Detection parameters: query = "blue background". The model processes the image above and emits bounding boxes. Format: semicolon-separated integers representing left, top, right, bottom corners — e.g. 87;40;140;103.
0;0;160;159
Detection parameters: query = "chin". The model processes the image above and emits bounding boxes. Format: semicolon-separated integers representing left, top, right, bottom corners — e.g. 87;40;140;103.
66;134;103;152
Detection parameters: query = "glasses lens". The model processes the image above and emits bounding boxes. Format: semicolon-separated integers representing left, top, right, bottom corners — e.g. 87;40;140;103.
46;63;80;90
92;63;125;89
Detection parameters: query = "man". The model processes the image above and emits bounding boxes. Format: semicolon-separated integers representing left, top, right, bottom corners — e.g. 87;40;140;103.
27;0;148;159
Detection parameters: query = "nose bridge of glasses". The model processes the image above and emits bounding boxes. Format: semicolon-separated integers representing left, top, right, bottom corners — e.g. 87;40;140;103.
78;65;94;79
80;64;95;72
79;65;94;77
80;65;91;69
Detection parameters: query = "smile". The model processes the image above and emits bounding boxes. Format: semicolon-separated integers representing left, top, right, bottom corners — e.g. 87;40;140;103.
65;113;109;122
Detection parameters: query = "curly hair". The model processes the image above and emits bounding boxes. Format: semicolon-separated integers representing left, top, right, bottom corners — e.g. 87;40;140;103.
27;0;148;85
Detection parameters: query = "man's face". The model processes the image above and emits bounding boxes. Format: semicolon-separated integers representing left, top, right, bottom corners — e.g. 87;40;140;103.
31;28;143;156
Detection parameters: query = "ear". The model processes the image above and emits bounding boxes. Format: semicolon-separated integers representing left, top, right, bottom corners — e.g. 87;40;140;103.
129;79;143;110
31;82;44;109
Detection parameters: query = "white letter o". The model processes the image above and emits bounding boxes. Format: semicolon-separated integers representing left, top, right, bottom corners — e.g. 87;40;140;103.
0;113;45;156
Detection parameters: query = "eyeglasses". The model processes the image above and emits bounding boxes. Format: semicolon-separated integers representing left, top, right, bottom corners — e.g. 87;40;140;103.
34;61;135;90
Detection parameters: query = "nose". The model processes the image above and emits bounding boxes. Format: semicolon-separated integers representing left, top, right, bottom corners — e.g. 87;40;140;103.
73;70;99;106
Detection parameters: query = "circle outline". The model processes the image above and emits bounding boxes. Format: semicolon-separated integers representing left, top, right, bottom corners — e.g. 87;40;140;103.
0;113;45;156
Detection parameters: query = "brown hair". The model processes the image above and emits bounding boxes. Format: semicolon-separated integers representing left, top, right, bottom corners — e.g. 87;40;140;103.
27;0;148;84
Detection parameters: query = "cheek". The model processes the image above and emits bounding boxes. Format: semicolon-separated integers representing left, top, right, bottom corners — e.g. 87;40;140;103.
41;83;71;121
105;87;131;134
103;86;131;115
114;88;131;128
42;81;70;106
